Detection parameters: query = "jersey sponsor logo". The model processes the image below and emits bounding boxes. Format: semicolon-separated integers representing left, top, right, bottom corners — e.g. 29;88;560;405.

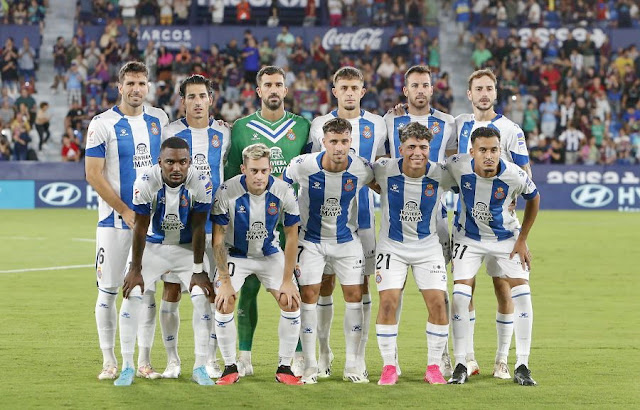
88;130;95;145
246;221;269;241
270;147;288;175
320;197;342;217
343;178;355;192
571;184;614;208
494;187;506;200
424;183;435;197
267;201;278;216
180;194;188;207
194;153;211;174
431;122;441;134
286;129;296;141
133;143;153;168
362;125;372;139
136;143;148;155
399;200;423;222
471;202;493;222
212;134;221;148
38;182;82;206
150;122;160;135
161;214;185;231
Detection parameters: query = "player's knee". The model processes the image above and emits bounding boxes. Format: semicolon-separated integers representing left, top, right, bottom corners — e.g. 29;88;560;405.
426;296;447;323
300;285;319;303
163;282;182;302
342;285;362;303
378;296;398;321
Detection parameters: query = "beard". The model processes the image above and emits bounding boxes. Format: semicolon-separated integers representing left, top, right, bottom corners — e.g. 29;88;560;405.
263;95;283;111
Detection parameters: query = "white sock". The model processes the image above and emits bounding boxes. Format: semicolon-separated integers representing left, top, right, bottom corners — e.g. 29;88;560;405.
300;302;318;369
215;311;237;366
451;284;472;366
343;302;363;369
496;312;514;363
426;322;449;366
207;303;218;363
316;296;333;355
137;291;156;367
191;286;211;369
512;285;533;368
96;287;118;367
466;309;476;361
239;350;251;362
119;287;143;369
358;293;372;367
160;300;180;363
376;324;398;366
279;310;301;367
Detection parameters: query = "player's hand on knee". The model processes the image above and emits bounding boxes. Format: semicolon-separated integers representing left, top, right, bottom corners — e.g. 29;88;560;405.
278;281;301;311
214;281;236;313
509;238;531;271
121;208;136;229
190;272;214;297
123;267;144;298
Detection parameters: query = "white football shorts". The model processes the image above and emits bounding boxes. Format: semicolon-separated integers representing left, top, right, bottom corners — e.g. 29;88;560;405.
95;227;132;289
134;242;194;293
297;237;365;287
215;252;294;292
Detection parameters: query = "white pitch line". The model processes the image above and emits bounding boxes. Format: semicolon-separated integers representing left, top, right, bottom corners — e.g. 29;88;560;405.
72;238;96;243
0;236;47;240
0;264;93;274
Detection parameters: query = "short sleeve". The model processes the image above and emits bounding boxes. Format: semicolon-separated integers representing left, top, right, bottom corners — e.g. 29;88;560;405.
308;119;324;153
445;119;458;154
211;183;230;225
85;117;108;158
506;124;530;166
282;184;300;227
191;171;213;213
132;172;155;214
283;156;302;185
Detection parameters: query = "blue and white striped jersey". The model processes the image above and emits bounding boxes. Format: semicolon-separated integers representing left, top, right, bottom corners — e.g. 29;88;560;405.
132;165;213;245
211;175;300;258
163;118;230;234
308;109;386;230
374;158;456;245
283;152;374;244
86;105;169;229
455;113;529;166
383;108;457;161
445;154;538;242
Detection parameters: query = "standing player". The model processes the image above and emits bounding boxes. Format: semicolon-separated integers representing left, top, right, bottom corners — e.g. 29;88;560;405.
372;122;454;385
283;118;374;384
210;143;302;386
114;137;215;386
308;67;387;379
445;127;539;386
455;69;532;379
383;65;457;376
85;61;168;381
162;74;230;380
224;65;310;376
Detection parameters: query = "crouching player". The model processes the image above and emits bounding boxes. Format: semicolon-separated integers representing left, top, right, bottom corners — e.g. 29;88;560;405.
372;122;454;385
211;143;302;386
114;137;215;386
445;127;539;386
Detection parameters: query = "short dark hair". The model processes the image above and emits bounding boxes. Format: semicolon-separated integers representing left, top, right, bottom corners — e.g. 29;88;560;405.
322;117;352;136
404;65;432;83
118;61;149;83
333;66;364;85
256;65;286;85
470;126;501;145
179;74;212;98
399;122;433;143
161;136;190;151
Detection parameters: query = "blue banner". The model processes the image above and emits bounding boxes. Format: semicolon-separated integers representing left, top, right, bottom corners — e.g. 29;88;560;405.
0;180;35;209
0;25;42;50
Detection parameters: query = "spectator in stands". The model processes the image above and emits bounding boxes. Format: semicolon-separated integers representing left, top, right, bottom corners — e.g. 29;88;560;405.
64;100;86;132
602;137;618;164
1;37;19;96
17;37;36;85
242;37;260;85
539;94;559;138
558;120;585;164
259;38;273;66
276;26;295;54
120;0;139;27
389;26;409;59
61;134;80;162
471;40;492;69
65;61;85;106
158;0;173;25
267;3;279;27
304;0;317;26
14;87;35;125
522;99;539;138
329;0;343;26
35;101;50;151
0;133;10;161
211;0;224;24
273;41;289;69
236;0;251;24
388;0;404;25
225;38;242;64
12;1;27;25
372;1;388;26
138;0;158;25
290;36;309;74
174;0;190;24
220;98;242;123
0;99;14;128
11;119;30;160
173;45;193;84
376;52;396;90
224;60;242;102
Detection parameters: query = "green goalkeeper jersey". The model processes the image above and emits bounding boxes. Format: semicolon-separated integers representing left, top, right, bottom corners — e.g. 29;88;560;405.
224;110;311;179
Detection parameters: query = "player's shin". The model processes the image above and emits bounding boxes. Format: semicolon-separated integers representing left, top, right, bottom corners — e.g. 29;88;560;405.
279;310;301;367
512;284;533;368
96;287;118;367
466;309;476;361
451;284;472;366
344;302;363;370
191;287;211;369
119;287;143;369
160;300;180;363
215;311;237;366
496;312;514;363
317;295;333;355
300;302;318;369
137;291;157;368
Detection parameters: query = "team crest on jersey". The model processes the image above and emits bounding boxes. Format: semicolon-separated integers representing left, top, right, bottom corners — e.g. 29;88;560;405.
431;122;441;134
161;214;185;231
96;266;102;279
320;198;342;217
424;184;435;197
286;129;296;141
471;202;493;222
150;122;160;135
246;221;269;241
362;125;372;139
267;202;278;216
212;135;221;148
294;264;301;278
400;201;423;222
343;179;354;192
375;271;382;284
494;187;506;200
180;194;188;207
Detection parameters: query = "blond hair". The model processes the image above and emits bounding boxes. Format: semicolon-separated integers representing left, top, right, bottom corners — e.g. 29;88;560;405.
242;143;271;164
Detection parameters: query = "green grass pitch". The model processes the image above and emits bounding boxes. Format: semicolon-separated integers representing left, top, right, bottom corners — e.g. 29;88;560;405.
0;209;638;408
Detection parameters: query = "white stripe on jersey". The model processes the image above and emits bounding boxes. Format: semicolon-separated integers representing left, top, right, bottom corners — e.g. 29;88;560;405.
445;154;538;242
283;152;374;244
455;113;529;166
383;108;457;161
86;105;169;229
